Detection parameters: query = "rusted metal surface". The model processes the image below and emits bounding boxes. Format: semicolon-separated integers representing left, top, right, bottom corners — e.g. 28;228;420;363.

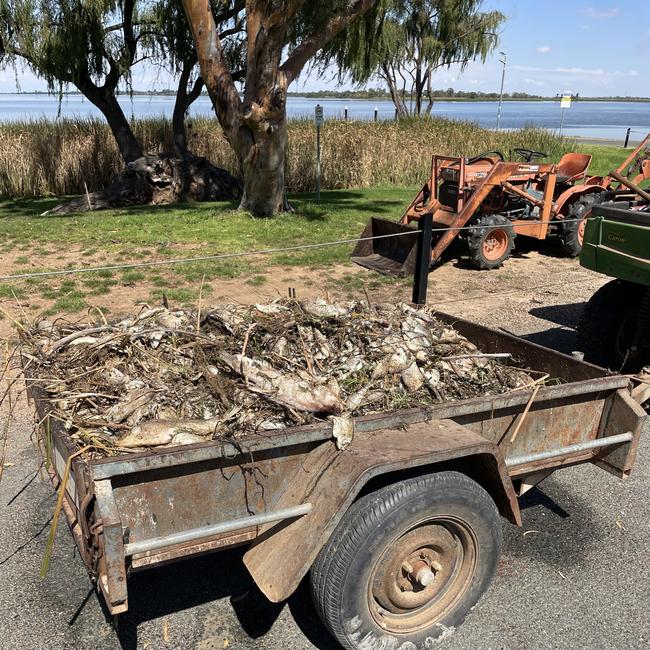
94;479;128;614
23;313;645;615
243;418;519;603
130;527;257;570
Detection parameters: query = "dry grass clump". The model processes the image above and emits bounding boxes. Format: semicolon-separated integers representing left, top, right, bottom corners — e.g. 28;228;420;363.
0;115;573;196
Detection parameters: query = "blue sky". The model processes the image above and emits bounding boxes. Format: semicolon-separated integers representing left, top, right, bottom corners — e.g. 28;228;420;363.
2;1;649;97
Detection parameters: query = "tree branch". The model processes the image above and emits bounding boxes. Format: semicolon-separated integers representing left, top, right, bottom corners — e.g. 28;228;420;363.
180;0;241;133
280;0;376;84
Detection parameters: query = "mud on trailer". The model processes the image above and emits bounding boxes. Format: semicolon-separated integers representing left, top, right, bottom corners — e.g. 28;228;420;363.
26;313;645;650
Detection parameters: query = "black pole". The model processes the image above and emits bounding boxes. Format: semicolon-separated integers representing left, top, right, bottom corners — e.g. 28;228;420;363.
412;213;433;305
624;127;631;148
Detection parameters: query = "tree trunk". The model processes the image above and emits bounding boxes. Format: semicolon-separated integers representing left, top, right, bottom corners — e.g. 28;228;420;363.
236;117;288;216
172;58;204;157
82;84;143;164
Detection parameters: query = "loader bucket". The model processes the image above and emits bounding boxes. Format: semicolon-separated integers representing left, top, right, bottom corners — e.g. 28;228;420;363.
350;217;420;277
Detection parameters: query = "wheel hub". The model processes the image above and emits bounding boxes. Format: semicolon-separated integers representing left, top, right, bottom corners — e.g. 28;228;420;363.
368;519;477;633
482;228;509;261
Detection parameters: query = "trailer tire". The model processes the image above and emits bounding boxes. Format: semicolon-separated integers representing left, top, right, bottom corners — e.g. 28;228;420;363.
466;214;515;270
310;471;502;650
578;279;649;371
559;195;598;257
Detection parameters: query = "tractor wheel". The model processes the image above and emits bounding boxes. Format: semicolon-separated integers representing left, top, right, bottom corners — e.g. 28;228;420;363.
577;279;650;371
466;214;515;270
559;195;598;257
310;472;502;650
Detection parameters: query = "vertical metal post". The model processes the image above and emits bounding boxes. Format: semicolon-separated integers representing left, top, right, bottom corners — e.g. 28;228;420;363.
559;107;566;136
412;213;433;305
496;52;507;130
316;123;321;200
344;106;348;121
315;104;323;200
624;127;631;148
374;107;379;122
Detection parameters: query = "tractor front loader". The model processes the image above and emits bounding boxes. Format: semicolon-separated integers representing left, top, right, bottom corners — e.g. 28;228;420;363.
352;137;650;276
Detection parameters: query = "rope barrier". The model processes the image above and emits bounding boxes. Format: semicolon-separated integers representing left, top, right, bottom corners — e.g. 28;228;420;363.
0;217;587;282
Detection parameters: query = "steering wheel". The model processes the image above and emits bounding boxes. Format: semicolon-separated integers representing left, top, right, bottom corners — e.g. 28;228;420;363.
466;150;505;164
513;148;547;162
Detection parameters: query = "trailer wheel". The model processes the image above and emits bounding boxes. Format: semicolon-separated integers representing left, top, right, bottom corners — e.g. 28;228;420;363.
466;215;515;270
310;472;501;650
578;279;650;371
559;195;598;257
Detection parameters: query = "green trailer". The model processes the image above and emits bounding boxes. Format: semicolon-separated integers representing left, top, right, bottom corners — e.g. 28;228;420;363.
578;204;650;370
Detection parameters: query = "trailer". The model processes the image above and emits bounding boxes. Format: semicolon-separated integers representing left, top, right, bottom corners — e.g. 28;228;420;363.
26;312;645;650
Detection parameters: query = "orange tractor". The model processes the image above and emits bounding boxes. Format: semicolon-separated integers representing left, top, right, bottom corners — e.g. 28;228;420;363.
352;134;650;274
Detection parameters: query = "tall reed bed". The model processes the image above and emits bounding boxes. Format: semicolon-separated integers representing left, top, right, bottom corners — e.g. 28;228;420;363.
0;115;573;197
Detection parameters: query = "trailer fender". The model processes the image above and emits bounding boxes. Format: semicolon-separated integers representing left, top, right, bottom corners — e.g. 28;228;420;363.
243;418;519;603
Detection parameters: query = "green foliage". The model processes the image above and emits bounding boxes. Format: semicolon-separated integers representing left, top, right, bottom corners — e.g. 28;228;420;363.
321;0;505;116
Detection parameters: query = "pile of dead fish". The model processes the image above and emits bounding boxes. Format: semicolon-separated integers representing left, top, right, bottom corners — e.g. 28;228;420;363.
19;300;537;456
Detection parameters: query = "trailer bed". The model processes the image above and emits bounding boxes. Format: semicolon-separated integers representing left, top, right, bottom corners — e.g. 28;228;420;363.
25;311;645;615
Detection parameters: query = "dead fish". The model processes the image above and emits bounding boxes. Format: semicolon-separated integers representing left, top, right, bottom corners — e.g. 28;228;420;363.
401;362;424;392
300;298;350;320
331;416;354;450
118;417;220;448
107;388;157;423
425;368;441;389
163;431;208;447
207;305;247;333
372;348;414;379
156;310;192;330
254;302;289;315
346;386;386;412
219;351;342;414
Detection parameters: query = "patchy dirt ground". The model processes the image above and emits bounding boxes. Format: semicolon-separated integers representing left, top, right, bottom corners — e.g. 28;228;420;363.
0;238;606;353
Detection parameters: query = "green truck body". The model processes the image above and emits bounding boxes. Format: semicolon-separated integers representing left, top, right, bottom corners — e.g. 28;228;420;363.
578;204;650;369
581;205;650;286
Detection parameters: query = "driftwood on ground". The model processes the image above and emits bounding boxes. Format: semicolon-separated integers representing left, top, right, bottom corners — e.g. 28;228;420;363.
44;154;243;215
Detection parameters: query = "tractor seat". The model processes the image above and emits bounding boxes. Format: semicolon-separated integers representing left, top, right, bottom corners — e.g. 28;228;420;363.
556;152;592;183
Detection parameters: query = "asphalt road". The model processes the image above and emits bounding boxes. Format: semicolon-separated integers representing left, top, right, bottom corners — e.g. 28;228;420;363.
1;304;649;650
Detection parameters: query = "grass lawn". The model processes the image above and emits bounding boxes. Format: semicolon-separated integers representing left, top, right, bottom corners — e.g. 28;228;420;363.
0;143;633;320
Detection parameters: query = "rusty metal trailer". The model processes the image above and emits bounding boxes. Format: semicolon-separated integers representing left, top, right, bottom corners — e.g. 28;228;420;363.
28;313;645;649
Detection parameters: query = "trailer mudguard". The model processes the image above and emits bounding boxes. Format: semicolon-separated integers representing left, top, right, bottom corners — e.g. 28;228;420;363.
243;418;519;603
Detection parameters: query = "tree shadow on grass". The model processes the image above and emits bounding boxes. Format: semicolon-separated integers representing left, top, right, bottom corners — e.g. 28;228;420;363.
6;188;408;224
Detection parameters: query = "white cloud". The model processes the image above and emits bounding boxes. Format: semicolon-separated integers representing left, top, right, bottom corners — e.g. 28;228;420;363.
537;46;551;54
580;6;620;19
513;65;638;78
523;78;545;86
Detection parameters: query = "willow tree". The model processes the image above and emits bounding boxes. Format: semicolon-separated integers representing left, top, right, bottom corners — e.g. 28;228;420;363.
180;0;378;216
0;0;245;163
0;0;148;162
323;0;505;117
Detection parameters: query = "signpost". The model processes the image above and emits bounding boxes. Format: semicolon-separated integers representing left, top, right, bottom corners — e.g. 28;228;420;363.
314;104;324;200
559;93;571;136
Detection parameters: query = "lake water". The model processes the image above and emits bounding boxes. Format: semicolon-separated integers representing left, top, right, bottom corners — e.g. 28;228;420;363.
0;93;648;143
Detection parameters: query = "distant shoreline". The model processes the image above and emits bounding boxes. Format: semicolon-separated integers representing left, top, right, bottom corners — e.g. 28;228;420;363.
1;91;649;103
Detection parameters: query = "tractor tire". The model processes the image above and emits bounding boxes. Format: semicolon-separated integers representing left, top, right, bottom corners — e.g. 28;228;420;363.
559;194;598;257
577;279;650;371
466;214;515;270
310;472;502;650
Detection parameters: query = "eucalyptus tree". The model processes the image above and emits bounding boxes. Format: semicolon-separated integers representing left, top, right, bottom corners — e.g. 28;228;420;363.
150;0;245;156
323;0;505;117
181;0;379;216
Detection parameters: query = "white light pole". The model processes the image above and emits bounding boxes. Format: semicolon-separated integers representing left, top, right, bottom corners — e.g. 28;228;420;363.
495;51;507;130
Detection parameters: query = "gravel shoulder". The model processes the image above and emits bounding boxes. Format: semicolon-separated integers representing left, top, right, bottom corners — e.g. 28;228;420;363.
1;252;648;650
